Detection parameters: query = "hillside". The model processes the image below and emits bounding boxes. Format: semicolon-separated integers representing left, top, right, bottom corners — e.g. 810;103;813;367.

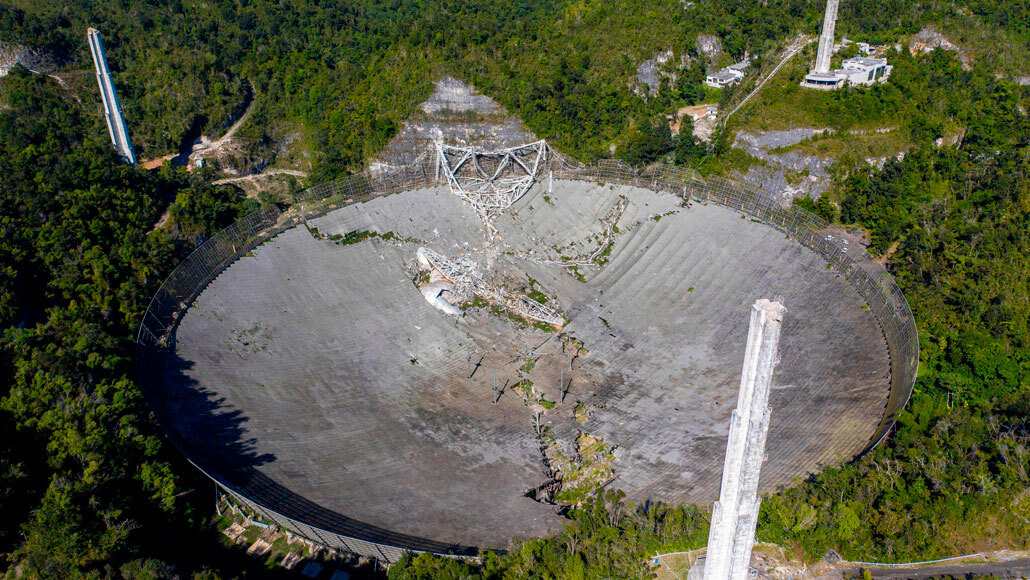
2;0;1026;175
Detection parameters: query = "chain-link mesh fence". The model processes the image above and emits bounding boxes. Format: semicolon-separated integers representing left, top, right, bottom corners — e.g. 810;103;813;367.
561;156;918;451
137;204;284;349
136;147;917;562
291;154;436;222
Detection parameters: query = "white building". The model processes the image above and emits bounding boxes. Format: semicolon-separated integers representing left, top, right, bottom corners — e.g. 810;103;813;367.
856;41;880;55
804;56;892;90
705;60;749;88
727;60;750;73
839;56;892;84
802;0;891;90
705;69;742;88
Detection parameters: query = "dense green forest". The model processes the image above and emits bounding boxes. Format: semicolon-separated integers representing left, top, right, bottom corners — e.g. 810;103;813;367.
0;67;266;578
2;0;1027;172
1;0;1029;578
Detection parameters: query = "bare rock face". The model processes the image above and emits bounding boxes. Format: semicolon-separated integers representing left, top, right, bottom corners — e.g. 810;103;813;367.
696;34;723;61
635;50;674;97
911;26;958;50
0;43;23;77
0;41;55;76
910;26;971;69
372;77;537;169
732;129;834;204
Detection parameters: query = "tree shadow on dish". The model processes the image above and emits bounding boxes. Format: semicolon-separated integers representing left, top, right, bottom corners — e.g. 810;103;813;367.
136;345;275;478
135;342;477;556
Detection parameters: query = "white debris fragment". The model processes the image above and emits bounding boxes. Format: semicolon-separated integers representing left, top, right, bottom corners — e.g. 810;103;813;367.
422;282;463;316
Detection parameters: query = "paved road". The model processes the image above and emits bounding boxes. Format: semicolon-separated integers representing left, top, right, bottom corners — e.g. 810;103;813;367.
846;558;1030;579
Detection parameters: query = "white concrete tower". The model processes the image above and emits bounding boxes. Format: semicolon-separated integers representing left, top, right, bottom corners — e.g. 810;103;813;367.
87;28;136;164
813;0;840;74
703;299;785;580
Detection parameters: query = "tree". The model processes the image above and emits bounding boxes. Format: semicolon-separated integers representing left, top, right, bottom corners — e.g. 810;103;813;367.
675;59;706;106
674;116;706;167
619;119;674;166
794;195;837;222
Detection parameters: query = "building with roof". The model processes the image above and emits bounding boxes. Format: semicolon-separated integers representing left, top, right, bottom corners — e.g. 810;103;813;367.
705;60;749;88
857;42;877;55
727;60;750;73
705;70;742;88
838;57;891;84
802;0;891;90
803;56;892;90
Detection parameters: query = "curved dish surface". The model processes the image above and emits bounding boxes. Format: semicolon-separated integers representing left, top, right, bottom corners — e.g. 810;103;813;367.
152;181;890;550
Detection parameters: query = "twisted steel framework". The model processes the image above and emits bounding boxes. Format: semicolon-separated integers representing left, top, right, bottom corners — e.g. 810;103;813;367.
136;142;918;563
435;139;547;223
416;247;565;327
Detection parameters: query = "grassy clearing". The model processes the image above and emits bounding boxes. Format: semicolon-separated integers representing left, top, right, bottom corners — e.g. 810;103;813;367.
527;289;548;304
730;48;902;133
772;129;911;161
697;146;767;177
652;551;701;580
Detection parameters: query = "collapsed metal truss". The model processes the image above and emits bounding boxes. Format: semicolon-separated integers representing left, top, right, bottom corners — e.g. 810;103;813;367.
417;247;564;327
435;140;548;221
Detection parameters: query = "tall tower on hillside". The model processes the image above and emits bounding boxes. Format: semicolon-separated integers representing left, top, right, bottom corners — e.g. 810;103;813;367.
802;0;846;89
703;299;784;580
813;0;840;74
87;28;136;164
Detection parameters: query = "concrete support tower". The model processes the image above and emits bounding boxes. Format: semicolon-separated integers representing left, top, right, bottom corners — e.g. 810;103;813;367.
802;0;845;89
703;299;785;580
813;0;840;74
87;28;136;164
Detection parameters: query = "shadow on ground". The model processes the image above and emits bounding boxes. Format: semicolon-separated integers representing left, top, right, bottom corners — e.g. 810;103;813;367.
137;345;478;557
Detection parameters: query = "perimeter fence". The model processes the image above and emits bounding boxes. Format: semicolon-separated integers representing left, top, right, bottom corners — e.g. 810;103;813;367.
551;155;918;449
136;148;917;562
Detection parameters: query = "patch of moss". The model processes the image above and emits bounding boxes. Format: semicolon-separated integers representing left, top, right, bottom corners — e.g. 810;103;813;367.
491;304;530;327
568;265;587;283
520;357;536;375
466;296;489;309
533;320;557;333
514;380;535;398
574;401;589;423
547;433;616;506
